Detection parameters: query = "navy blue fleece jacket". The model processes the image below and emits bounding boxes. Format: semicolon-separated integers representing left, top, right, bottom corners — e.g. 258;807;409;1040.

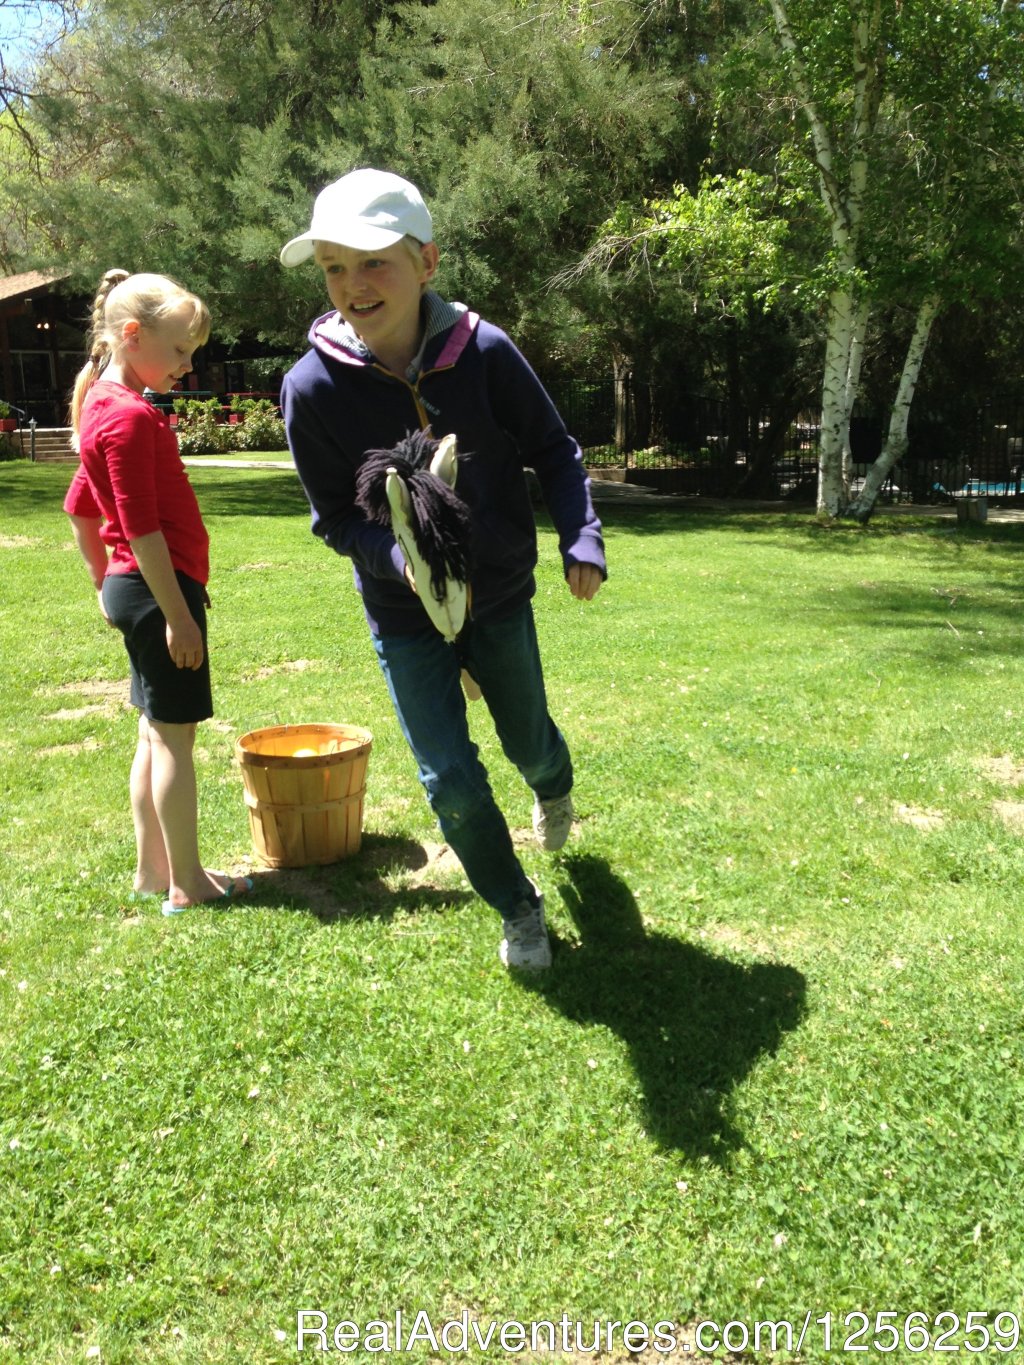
281;294;606;636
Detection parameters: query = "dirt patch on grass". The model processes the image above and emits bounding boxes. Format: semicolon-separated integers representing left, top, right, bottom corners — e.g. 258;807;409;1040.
39;737;103;756
0;534;40;548
700;920;791;960
408;840;462;881
893;802;945;832
243;658;320;681
976;754;1024;786
993;799;1024;832
36;678;130;726
242;863;342;918
53;680;126;697
43;678;129;707
45;705;108;721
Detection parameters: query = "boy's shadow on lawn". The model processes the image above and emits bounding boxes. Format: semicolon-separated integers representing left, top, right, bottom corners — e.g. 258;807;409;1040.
517;854;806;1161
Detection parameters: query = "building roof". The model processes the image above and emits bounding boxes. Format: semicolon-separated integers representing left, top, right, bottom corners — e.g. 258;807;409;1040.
0;269;72;305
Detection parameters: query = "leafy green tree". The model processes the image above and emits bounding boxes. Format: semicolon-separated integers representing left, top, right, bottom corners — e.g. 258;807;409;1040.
575;0;1024;509
763;0;1024;519
564;161;826;467
5;0;705;373
11;0;390;343
347;0;699;355
0;0;80;266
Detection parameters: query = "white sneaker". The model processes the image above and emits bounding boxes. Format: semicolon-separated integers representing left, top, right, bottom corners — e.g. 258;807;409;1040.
532;793;574;851
500;882;551;969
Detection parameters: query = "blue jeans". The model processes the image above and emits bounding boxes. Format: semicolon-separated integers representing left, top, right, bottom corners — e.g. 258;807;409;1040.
372;602;573;919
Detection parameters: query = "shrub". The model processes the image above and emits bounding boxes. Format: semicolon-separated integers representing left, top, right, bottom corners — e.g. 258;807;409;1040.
582;444;620;467
170;397;286;456
229;398;285;452
631;445;676;469
173;398;233;456
583;443;694;469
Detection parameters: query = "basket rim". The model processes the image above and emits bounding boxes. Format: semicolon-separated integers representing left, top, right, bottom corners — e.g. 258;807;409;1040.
235;722;373;764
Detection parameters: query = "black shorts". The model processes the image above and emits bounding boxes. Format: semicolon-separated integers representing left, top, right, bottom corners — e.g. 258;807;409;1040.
102;570;213;724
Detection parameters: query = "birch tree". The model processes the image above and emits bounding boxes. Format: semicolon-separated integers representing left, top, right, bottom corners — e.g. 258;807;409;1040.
764;0;1024;520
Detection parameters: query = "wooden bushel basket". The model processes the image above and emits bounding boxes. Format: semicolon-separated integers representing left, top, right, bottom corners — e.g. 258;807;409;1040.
235;723;373;868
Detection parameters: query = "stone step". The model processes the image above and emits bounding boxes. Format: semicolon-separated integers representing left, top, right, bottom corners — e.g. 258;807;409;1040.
9;427;77;462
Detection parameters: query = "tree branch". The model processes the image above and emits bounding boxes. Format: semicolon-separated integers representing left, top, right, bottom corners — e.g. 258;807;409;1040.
766;0;848;238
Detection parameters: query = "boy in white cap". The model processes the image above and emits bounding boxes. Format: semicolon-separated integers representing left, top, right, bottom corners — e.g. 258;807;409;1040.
279;168;606;969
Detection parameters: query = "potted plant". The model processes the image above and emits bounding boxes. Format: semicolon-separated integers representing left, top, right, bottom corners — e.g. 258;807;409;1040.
0;402;16;433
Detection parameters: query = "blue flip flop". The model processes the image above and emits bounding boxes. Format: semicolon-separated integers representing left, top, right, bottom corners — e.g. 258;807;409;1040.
161;876;254;917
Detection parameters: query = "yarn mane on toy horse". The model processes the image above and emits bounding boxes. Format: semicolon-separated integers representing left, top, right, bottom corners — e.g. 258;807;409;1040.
354;428;474;642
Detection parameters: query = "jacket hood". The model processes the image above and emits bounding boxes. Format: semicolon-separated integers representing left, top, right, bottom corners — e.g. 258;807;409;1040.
308;290;472;372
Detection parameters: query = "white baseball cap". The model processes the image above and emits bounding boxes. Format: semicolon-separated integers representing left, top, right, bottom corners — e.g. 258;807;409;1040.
280;169;433;267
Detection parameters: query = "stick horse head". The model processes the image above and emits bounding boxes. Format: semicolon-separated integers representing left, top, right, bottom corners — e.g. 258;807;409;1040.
354;429;474;642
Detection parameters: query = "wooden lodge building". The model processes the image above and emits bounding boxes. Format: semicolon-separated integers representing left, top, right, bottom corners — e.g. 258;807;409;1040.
0;270;279;429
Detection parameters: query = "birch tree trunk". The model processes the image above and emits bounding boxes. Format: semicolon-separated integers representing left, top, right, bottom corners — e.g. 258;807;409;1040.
817;285;857;515
848;296;941;523
840;297;871;492
768;0;882;519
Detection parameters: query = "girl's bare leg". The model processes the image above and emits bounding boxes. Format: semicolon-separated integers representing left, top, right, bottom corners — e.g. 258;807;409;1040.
148;718;232;907
131;714;171;893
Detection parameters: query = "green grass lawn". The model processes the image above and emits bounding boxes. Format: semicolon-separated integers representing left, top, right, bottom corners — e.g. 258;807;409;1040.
2;462;1024;1363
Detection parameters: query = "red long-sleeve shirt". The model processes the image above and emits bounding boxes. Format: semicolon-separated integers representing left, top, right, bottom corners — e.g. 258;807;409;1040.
64;381;209;585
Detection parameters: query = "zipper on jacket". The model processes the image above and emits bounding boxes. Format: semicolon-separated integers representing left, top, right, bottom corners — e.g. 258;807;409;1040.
371;363;452;432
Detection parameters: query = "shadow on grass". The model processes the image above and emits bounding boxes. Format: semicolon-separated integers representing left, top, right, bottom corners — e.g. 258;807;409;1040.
10;461;1024;549
189;469;309;518
516;854;806;1163
811;574;1024;666
0;463;310;522
250;832;475;923
586;502;1024;549
0;462;78;519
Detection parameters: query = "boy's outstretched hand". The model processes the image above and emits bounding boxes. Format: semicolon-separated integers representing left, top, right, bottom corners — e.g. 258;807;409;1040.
567;563;603;602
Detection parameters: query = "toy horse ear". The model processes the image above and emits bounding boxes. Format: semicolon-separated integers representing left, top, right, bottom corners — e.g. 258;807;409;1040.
385;463;468;642
429;433;458;489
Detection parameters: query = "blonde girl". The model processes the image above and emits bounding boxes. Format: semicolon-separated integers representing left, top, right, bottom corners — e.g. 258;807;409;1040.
64;269;251;913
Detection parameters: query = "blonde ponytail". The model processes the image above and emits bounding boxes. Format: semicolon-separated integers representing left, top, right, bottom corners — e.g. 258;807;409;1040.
69;269;131;443
68;269;211;445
